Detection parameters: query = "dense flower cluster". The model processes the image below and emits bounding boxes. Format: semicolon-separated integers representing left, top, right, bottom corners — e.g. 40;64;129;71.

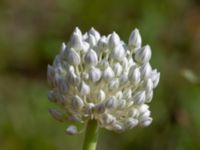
47;27;160;134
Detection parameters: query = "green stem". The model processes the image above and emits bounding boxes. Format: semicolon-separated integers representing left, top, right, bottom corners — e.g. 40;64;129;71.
82;119;99;150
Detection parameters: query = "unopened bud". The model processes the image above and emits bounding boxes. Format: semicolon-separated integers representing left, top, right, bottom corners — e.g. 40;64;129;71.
97;90;106;102
103;66;115;80
128;28;142;50
139;117;152;127
78;81;90;96
84;49;98;66
67;48;81;65
109;32;120;48
89;67;102;82
126;118;138;129
113;63;122;76
71;95;84;111
87;34;97;47
132;91;146;105
135;45;152;64
150;69;160;88
70;33;83;50
66;125;78;135
111;45;125;61
128;65;141;85
49;109;65;122
140;63;152;79
89;27;101;41
105;96;117;109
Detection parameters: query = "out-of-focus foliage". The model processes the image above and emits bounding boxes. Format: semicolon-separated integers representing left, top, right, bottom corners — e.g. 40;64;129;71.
0;0;200;149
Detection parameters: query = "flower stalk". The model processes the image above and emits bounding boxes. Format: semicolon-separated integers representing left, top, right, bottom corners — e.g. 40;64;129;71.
82;120;99;150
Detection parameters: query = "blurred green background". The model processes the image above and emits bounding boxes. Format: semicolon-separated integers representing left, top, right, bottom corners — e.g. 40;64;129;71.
0;0;200;149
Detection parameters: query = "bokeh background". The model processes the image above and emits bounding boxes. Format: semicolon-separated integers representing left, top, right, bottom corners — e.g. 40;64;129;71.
0;0;200;149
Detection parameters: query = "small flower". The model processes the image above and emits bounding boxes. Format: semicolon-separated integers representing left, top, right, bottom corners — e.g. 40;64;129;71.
84;49;98;66
47;27;160;134
66;48;81;65
128;28;142;50
88;67;102;82
135;45;152;64
66;125;78;135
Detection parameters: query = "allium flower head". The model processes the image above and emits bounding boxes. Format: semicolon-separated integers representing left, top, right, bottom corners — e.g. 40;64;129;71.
47;27;160;134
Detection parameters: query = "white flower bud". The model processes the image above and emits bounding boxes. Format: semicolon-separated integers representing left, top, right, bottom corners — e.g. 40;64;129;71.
61;42;66;53
84;49;98;66
70;33;83;50
146;90;153;103
78;81;90;96
67;66;79;85
139;117;152;127
74;27;82;37
103;66;115;80
109;32;120;48
97;36;108;51
126;118;138;129
89;67;102;82
128;28;142;50
113;63;122;76
144;79;153;94
87;34;97;47
66;125;78;135
49;109;65;122
83;32;88;40
123;89;132;99
128;65;141;85
150;69;160;88
67;48;81;65
135;45;152;64
82;42;90;53
140;109;151;118
97;90;106;102
105;96;117;109
111;45;126;61
119;73;128;85
89;27;101;41
137;104;149;114
133;91;146;105
140;63;152;79
71;95;84;111
49;90;65;106
109;79;119;90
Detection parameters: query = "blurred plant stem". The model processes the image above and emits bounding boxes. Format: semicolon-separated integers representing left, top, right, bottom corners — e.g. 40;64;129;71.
82;119;99;150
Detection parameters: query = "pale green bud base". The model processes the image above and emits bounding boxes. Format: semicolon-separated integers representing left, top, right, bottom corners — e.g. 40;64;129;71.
82;120;99;150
